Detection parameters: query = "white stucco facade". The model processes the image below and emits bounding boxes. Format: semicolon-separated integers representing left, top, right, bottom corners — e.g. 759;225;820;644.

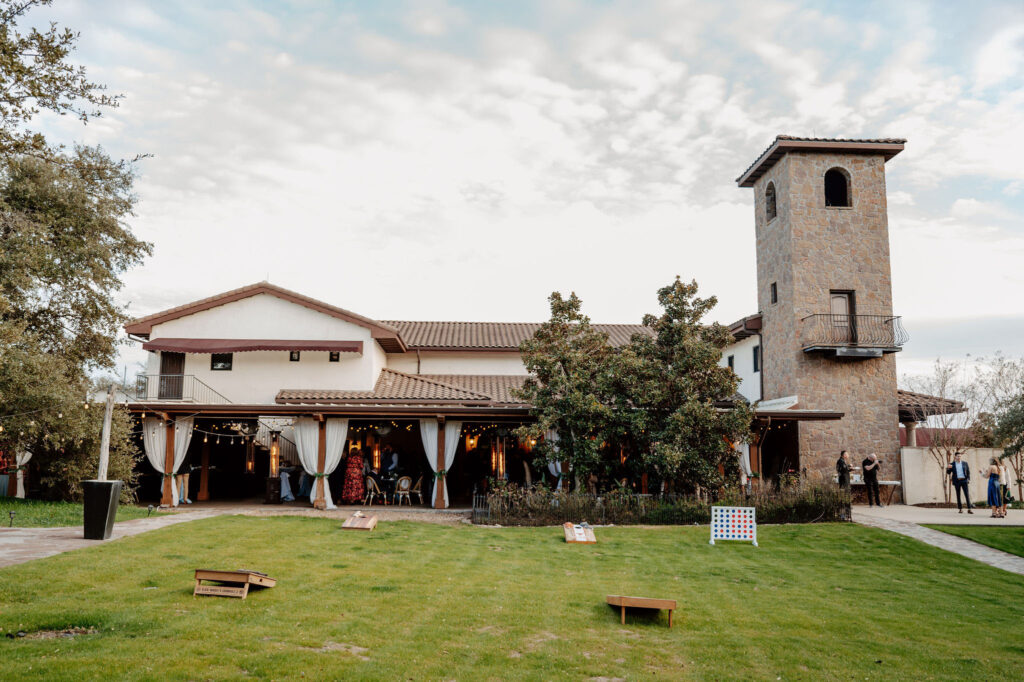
720;335;762;403
386;351;527;376
142;294;387;404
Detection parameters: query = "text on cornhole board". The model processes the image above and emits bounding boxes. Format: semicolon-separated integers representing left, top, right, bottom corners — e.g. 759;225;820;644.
709;506;758;546
193;569;277;599
563;522;596;544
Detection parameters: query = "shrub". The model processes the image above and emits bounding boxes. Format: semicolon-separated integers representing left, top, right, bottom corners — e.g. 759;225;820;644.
472;483;849;526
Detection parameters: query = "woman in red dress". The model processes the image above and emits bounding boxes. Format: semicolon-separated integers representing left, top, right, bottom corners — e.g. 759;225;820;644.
340;448;366;504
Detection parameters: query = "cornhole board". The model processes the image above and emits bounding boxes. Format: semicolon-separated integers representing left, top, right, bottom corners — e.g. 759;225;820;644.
606;595;676;627
342;513;378;531
709;506;758;546
193;569;276;599
563;522;596;544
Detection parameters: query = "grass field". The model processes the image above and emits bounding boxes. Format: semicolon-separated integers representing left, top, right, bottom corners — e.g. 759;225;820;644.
924;524;1024;558
1;517;1022;680
0;498;163;528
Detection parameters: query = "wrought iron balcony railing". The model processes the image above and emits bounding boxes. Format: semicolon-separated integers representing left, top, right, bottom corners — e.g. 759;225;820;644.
134;374;232;404
800;314;907;355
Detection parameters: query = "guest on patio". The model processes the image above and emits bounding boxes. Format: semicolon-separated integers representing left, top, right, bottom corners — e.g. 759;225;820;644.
340;449;366;504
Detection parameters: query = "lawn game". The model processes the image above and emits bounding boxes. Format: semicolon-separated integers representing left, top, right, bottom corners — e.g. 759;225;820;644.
193;569;277;599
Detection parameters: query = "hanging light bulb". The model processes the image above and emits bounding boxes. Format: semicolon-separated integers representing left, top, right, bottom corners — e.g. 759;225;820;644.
204;434;208;443
57;412;62;419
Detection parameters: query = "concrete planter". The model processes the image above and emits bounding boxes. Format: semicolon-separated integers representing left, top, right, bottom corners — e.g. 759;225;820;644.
82;480;122;540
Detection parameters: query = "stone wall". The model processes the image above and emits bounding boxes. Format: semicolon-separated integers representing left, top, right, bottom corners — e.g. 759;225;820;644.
752;151;901;489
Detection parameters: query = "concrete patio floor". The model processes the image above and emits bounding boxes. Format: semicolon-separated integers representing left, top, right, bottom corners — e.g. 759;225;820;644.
853;503;1024;526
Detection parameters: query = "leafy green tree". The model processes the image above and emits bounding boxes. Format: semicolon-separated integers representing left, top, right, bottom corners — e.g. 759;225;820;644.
516;279;753;494
0;0;148;499
995;394;1024;501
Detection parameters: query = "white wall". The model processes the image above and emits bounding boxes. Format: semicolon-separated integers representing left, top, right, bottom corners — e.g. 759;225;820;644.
720;336;761;402
900;446;1004;505
386;351;527;376
145;293;381;403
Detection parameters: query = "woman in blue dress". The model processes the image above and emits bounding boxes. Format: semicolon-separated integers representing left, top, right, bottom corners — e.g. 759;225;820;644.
983;458;1004;518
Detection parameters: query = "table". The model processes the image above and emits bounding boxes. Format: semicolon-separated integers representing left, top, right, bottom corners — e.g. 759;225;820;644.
606;595;677;628
851;480;901;505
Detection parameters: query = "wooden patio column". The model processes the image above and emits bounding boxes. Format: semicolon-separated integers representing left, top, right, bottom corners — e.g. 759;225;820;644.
313;416;327;510
435;416;446;509
197;439;210;502
161;419;176;506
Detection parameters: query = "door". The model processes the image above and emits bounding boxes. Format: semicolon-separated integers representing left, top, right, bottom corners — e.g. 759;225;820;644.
159;352;185;399
829;292;854;344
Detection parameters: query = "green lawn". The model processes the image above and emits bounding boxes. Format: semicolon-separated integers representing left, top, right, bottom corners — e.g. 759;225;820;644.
924;524;1024;558
1;518;1022;680
0;498;163;528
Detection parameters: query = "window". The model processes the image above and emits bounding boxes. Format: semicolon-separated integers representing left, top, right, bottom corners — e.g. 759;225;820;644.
289;351;301;362
824;168;851;207
770;282;778;304
210;353;233;371
727;355;735;370
329;351;340;362
752;345;760;373
765;182;777;221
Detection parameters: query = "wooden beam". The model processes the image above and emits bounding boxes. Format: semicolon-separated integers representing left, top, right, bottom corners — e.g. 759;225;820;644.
161;420;176;506
197;439;210;501
435;416;446;509
313;419;327;509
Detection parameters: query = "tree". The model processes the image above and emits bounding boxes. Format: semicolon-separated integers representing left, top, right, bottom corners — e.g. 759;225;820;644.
614;278;753;493
515;292;618;487
516;278;753;494
0;0;149;499
995;394;1024;501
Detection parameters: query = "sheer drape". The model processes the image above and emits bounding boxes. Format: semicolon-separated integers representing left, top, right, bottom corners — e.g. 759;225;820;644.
321;419;349;510
15;450;31;498
293;418;348;508
141;416;192;506
418;419;462;507
293;418;321;504
545;430;562;490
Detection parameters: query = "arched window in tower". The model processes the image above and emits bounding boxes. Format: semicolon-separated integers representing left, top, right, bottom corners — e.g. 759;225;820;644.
765;182;777;221
824;168;851;207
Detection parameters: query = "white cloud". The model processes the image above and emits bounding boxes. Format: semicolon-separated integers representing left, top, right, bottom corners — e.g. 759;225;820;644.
975;24;1024;90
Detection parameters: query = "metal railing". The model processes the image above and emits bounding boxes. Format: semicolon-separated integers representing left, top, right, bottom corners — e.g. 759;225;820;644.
800;314;908;350
134;374;232;404
255;420;298;465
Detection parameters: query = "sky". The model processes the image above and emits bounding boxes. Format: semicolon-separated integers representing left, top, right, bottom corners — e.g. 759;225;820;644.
27;0;1024;381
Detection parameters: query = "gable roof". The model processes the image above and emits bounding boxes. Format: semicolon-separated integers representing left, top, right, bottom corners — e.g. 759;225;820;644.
897;389;966;421
124;282;407;352
381;320;649;350
736;135;906;187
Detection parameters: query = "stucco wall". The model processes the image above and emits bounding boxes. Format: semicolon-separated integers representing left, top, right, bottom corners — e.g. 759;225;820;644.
900;446;1004;505
386;351;528;376
719;336;762;402
145;293;380;403
753;152;899;480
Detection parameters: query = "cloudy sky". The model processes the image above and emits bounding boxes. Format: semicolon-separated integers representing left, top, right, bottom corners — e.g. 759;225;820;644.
31;0;1024;380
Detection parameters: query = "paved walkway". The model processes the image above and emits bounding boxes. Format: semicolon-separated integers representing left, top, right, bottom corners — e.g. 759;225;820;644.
854;503;1024;526
0;503;473;569
0;510;222;569
853;505;1024;576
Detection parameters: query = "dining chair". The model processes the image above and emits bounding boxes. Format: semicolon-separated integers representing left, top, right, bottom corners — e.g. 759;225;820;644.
364;477;385;506
394;476;413;506
409;476;424;505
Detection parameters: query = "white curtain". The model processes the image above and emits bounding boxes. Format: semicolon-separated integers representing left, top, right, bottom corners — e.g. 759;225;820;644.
15;450;32;498
545;430;562;490
419;419;463;507
141;417;192;506
736;441;752;484
293;418;321;505
142;417;173;504
321;418;349;510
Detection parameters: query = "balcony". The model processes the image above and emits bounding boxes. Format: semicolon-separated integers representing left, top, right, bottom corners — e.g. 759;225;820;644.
800;314;907;358
134;374;231;404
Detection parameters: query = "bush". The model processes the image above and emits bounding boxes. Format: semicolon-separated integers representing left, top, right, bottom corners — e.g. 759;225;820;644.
472;483;849;526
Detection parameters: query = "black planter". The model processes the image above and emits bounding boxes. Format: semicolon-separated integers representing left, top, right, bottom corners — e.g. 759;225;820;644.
265;476;282;504
82;480;122;540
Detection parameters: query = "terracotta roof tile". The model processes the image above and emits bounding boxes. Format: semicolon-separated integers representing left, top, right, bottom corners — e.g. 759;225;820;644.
737;135;906;186
380;321;648;350
422;374;529;405
897;389;965;418
276;369;492;404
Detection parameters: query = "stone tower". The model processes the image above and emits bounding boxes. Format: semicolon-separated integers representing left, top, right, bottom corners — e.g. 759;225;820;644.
736;136;907;484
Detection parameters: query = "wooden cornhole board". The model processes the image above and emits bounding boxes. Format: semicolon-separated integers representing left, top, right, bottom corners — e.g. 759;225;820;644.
342;512;378;531
193;569;276;599
606;595;677;628
563;522;596;544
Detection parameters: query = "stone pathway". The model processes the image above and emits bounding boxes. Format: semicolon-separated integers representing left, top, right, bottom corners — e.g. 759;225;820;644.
0;510;224;569
854;512;1024;576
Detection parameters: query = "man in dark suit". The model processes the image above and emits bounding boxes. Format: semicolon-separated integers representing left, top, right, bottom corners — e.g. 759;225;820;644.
946;452;973;514
862;453;882;507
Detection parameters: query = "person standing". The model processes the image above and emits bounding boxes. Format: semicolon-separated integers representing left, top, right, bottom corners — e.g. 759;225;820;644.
946;452;973;514
998;459;1010;518
340;448;366;505
984;458;1004;518
862;453;882;507
836;451;852;490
